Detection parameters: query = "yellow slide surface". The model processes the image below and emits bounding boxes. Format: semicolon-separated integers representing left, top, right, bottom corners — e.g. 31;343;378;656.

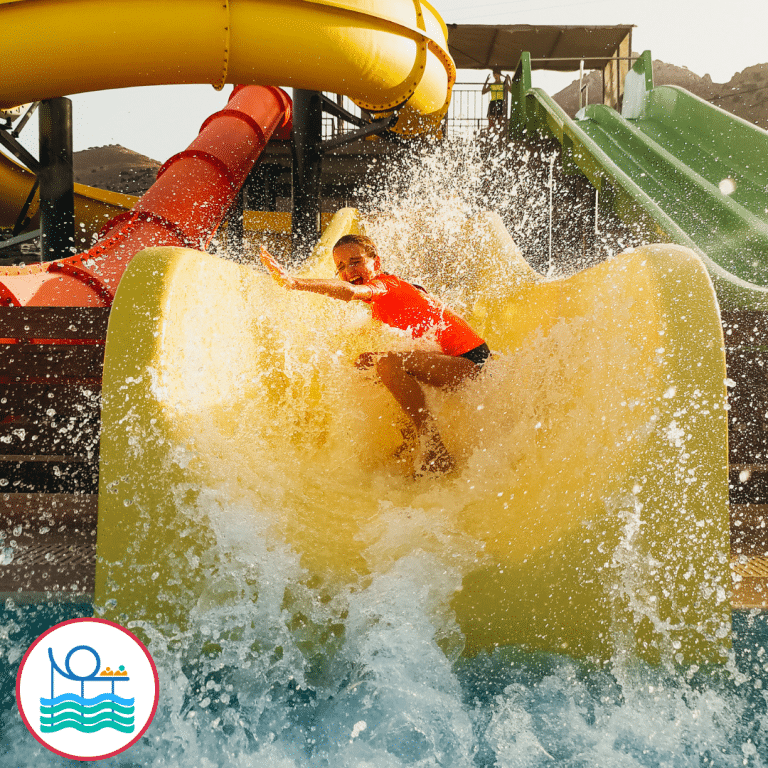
0;150;137;239
0;0;454;136
96;210;731;663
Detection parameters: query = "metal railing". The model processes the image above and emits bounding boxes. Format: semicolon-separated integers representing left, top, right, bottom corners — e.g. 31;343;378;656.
320;59;638;142
319;86;507;142
444;84;504;137
321;93;365;140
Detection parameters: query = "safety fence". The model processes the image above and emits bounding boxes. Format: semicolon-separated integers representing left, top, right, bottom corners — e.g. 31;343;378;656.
321;84;507;141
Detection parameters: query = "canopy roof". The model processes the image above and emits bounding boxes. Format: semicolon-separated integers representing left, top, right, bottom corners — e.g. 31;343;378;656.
447;24;634;72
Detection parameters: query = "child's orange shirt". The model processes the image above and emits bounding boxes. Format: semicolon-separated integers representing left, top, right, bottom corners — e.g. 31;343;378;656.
364;274;485;356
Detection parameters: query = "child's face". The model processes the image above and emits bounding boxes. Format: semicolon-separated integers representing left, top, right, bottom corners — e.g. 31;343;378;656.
333;244;378;285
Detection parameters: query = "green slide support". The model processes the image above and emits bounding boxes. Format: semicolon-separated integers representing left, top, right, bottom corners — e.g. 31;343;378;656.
509;51;768;310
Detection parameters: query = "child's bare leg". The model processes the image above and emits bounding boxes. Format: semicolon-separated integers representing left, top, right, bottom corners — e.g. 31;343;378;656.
393;420;417;462
373;351;476;474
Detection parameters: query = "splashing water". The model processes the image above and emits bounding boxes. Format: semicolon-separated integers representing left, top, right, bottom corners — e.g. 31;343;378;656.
1;135;763;767
3;600;768;765
359;134;649;285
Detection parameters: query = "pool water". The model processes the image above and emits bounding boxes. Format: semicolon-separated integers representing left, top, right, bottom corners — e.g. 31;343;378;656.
1;601;767;767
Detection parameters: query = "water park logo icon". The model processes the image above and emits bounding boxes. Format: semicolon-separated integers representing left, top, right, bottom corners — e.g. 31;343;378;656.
15;617;159;761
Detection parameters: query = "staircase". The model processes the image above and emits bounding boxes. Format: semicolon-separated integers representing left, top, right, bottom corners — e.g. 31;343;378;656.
722;310;768;608
0;307;105;600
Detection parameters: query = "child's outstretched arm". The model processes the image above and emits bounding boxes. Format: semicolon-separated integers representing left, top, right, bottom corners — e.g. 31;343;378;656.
260;247;381;302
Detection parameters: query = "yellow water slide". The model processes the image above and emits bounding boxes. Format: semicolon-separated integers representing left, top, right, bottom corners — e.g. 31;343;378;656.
0;0;453;134
96;210;731;664
1;0;454;243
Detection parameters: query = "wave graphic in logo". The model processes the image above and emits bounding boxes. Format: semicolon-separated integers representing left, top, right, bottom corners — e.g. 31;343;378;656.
39;692;135;734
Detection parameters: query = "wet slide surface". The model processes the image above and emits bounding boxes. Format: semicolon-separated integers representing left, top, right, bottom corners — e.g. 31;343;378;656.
95;208;730;664
578;89;768;291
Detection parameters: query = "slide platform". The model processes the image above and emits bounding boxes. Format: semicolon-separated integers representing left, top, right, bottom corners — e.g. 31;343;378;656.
95;209;731;663
511;51;768;310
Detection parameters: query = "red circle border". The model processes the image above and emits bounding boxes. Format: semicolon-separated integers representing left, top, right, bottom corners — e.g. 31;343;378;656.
15;617;160;762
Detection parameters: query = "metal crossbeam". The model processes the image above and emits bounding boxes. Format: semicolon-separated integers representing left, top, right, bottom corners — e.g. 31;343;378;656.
320;94;366;127
12;102;40;138
0;127;39;173
12;177;40;236
0;228;41;250
321;115;397;151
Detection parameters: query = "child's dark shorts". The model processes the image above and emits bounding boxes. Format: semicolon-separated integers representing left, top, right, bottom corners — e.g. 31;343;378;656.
459;342;491;368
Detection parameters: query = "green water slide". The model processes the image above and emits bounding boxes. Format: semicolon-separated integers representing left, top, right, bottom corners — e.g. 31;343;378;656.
510;51;768;309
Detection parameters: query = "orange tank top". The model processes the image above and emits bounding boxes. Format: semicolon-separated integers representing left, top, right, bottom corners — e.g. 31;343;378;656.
365;274;485;357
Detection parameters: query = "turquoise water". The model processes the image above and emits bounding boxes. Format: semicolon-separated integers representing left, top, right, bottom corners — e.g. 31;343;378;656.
39;692;136;734
1;600;767;767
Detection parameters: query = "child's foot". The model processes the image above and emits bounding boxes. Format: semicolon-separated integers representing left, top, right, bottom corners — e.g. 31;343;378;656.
392;424;417;465
415;435;455;477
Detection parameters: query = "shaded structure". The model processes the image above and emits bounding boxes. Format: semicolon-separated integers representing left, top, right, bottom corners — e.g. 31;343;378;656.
448;24;634;109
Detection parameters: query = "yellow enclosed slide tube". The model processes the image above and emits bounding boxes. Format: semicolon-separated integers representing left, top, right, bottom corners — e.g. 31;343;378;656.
0;0;454;135
95;210;731;664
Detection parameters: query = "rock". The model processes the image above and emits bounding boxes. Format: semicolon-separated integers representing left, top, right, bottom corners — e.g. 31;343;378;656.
553;58;768;130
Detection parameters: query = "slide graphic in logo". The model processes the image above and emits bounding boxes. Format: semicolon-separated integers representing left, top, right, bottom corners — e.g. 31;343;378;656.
16;618;159;761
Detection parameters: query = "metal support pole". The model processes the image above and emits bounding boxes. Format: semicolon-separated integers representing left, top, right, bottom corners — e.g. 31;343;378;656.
291;90;323;261
39;98;75;262
225;185;245;258
246;164;277;211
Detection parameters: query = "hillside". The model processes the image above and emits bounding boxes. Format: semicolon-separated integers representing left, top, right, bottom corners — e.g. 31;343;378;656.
73;144;160;195
553;60;768;130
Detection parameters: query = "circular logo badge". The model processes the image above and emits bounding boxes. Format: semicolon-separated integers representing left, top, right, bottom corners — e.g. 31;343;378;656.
16;617;159;761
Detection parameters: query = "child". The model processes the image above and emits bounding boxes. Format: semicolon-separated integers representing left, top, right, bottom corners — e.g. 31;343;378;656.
260;234;490;475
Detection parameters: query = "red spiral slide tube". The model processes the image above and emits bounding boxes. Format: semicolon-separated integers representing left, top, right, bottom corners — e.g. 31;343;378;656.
0;85;292;307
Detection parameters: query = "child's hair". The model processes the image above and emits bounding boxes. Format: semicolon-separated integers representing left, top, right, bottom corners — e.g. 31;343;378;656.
334;234;378;259
333;234;381;270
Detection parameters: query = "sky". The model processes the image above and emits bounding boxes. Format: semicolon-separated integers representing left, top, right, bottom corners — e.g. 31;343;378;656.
9;0;768;163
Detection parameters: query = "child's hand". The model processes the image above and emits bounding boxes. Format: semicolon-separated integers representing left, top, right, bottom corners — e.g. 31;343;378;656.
260;247;296;289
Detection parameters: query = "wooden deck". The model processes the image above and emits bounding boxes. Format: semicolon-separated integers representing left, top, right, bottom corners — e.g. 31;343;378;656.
731;555;768;610
0;493;96;601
